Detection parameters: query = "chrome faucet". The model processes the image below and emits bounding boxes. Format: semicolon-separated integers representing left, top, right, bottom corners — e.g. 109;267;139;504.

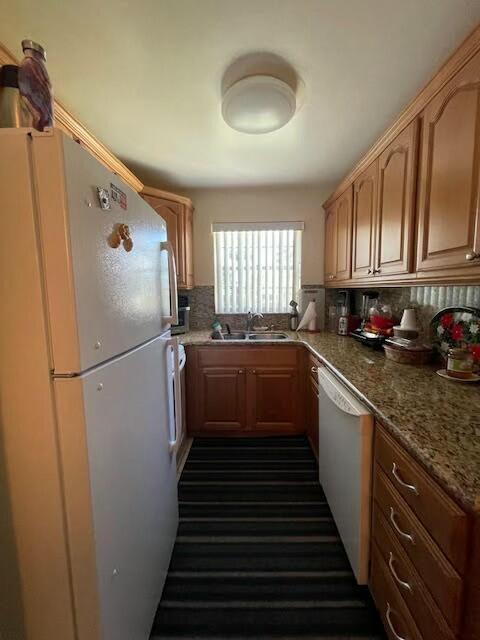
246;311;264;332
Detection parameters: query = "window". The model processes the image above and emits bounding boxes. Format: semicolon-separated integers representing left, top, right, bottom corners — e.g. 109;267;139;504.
213;221;303;314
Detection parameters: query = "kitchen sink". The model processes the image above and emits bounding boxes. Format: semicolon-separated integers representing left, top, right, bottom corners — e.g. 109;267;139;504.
211;332;289;341
247;333;289;340
212;332;247;340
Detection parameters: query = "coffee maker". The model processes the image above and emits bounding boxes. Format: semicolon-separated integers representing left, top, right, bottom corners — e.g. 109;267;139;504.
360;290;380;329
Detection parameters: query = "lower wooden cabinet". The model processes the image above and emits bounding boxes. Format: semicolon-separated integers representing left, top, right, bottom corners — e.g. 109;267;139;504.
248;367;298;431
197;367;246;431
370;423;478;640
186;345;303;435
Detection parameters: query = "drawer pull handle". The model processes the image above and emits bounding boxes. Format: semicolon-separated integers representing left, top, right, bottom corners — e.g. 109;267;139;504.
386;603;407;640
388;552;412;592
390;507;415;544
392;462;419;495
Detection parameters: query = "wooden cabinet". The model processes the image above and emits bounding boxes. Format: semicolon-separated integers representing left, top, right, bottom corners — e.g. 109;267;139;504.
323;28;480;287
416;50;480;278
324;187;353;283
324;204;337;282
248;367;298;431
196;367;246;431
186;345;303;435
375;120;418;277
142;186;194;289
370;422;477;640
352;161;378;279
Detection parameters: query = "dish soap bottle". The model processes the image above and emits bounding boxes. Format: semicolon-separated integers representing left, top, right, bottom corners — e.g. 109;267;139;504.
18;40;54;131
289;300;299;331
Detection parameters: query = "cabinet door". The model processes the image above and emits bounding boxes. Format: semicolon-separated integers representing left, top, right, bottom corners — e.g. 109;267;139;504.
324;204;337;283
335;186;353;282
416;50;480;275
375;121;418;276
248;368;299;431
195;367;246;431
143;195;193;289
352;160;378;279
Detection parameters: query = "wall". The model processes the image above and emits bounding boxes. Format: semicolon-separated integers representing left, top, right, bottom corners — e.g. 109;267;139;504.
187;185;329;286
182;185;328;329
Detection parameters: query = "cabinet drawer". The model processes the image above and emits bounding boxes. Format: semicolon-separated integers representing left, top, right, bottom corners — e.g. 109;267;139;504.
375;426;468;573
196;346;300;368
374;465;463;626
370;544;423;640
373;506;457;638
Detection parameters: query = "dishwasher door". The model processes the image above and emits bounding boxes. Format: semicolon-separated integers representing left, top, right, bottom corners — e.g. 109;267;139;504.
317;366;374;584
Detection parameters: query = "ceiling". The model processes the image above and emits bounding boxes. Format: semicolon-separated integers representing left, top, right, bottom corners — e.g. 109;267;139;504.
2;0;480;191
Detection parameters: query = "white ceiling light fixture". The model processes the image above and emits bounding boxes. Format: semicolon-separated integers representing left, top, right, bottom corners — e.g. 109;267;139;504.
222;75;297;134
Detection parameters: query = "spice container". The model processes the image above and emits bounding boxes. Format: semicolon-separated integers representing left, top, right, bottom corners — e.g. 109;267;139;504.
447;347;474;379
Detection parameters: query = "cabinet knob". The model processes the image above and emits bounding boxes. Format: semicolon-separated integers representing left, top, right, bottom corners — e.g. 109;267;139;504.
311;366;318;374
466;250;480;261
251;369;256;374
238;369;244;374
373;268;381;275
367;268;373;274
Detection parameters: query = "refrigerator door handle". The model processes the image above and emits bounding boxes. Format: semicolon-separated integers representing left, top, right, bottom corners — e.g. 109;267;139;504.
166;337;182;453
161;241;179;325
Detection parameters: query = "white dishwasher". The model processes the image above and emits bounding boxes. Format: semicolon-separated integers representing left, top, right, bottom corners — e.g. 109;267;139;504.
316;366;374;584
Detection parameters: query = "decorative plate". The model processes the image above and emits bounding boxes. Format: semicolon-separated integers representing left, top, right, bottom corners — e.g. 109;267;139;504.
430;306;480;365
436;369;480;383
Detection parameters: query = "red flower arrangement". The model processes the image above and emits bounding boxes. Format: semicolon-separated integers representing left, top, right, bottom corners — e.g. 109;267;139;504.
440;313;454;329
451;323;463;341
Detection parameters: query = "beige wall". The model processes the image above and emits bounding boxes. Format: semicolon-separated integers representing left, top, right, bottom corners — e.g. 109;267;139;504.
187;186;329;286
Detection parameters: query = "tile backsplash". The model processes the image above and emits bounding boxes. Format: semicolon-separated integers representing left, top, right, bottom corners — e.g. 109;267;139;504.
184;285;323;331
326;285;480;338
186;286;290;330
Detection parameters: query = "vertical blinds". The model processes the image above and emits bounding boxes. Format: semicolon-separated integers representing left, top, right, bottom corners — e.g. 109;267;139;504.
213;222;303;314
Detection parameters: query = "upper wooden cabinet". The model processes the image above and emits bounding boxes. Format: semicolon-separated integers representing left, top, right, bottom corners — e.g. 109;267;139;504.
375;120;418;277
416;50;480;278
142;186;194;289
324;204;337;282
352;161;378;279
323;25;480;286
324;186;353;283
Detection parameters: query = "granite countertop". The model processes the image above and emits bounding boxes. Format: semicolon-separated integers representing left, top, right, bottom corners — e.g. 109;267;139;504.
180;329;480;515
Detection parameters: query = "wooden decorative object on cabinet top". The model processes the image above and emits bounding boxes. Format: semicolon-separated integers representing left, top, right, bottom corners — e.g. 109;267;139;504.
0;41;143;193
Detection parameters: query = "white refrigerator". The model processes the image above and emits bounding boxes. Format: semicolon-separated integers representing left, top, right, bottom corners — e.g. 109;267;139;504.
0;128;180;640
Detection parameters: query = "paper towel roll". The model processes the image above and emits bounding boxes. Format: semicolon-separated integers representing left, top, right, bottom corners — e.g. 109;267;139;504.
297;300;317;331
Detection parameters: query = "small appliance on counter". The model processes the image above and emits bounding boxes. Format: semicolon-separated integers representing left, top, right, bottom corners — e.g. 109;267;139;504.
393;308;420;339
350;291;395;348
171;294;190;335
336;289;360;336
289;299;299;330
